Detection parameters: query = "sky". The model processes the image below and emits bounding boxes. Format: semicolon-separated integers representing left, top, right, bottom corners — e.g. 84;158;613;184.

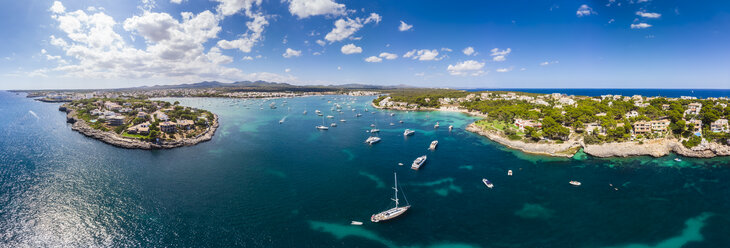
0;0;729;90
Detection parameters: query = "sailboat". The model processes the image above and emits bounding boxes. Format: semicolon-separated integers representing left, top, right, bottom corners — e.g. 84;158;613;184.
316;115;329;130
371;173;410;223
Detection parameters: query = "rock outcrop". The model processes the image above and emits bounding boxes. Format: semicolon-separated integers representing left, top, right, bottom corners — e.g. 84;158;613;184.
63;106;218;150
466;123;581;158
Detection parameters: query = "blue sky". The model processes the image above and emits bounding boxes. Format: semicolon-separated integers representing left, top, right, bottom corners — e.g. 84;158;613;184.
0;0;728;90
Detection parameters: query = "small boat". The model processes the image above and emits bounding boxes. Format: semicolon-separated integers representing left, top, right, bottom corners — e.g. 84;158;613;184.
399;120;404;123
448;125;453;131
371;173;410;223
370;129;380;133
364;108;369;112
569;181;581;186
428;140;438;150
331;123;337;127
398;163;404;166
404;129;415;136
356;113;362;117
507;170;513;176
351;221;363;226
303;110;307;115
389;122;395;126
279;120;284;124
365;136;381;145
370;124;376;127
326;115;334;119
482;178;494;189
411;155;427;170
390;113;395;116
315;110;321;114
316;125;329;130
674;158;682;162
434;122;440;128
340;119;346;122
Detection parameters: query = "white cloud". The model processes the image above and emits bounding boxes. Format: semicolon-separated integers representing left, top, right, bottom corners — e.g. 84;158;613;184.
170;0;183;4
441;47;452;52
540;61;559;66
242;56;254;60
463;46;475;56
324;13;380;42
50;1;65;13
282;48;302;58
45;3;292;83
490;48;511;61
287;0;346;19
636;11;661;18
285;68;291;73
337;66;341;70
378;52;397;60
447;60;485;76
630;23;652;29
398;21;413;31
576;4;596;17
364;56;382;63
316;39;326;46
340;43;362;54
496;67;512;73
216;12;268;53
214;0;262;17
403;49;440;61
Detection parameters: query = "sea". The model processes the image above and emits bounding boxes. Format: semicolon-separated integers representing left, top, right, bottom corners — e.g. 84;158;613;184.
1;90;729;247
464;88;730;99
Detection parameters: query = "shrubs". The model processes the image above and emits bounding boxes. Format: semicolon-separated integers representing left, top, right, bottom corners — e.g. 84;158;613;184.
682;135;702;148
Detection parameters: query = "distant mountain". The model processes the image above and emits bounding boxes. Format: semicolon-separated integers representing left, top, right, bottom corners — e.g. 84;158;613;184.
128;81;413;90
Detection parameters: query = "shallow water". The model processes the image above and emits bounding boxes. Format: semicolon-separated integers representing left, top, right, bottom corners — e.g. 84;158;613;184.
1;92;729;247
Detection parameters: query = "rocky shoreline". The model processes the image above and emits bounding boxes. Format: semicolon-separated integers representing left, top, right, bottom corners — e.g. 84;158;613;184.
62;106;219;150
467;123;730;158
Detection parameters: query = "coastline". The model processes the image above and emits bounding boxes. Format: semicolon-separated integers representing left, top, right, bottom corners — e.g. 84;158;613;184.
62;105;219;150
374;102;730;159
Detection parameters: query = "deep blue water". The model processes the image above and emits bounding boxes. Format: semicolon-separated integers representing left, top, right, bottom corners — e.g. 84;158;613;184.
1;90;730;247
464;88;730;99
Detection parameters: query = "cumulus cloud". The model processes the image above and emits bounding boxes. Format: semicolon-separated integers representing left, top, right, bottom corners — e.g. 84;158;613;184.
496;67;512;72
216;12;268;53
576;4;596;17
378;52;397;60
50;1;65;13
364;56;382;63
287;0;346;19
540;61;559;66
340;43;362;54
447;60;485;76
403;49;440;61
324;13;380;42
315;39;326;46
214;0;262;17
282;48;302;58
285;68;291;73
170;0;183;4
463;46;475;56
44;2;292;83
636;11;661;18
490;48;511;61
398;21;413;31
630;23;652;29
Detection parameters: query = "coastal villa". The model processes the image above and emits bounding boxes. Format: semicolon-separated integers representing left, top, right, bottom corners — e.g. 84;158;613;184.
711;119;729;133
127;122;150;135
585;123;605;135
558;97;576;106
104;101;122;111
633;119;671;134
633;121;652;134
514;118;542;130
137;112;147;118
160;121;177;133
90;109;103;116
119;107;133;113
596;112;607;117
689;119;702;132
156;112;170;121
661;104;670;110
685;103;702;116
107;115;125;126
625;110;639;119
176;120;195;130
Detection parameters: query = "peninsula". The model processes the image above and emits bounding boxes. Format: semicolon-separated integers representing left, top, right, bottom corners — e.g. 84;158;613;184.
373;89;730;158
60;97;218;149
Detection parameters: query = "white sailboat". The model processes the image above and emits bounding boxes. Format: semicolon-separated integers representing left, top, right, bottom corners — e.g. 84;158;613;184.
316;115;329;130
371;173;410;223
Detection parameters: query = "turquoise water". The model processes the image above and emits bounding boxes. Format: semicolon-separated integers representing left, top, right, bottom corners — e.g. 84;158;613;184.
1;91;730;247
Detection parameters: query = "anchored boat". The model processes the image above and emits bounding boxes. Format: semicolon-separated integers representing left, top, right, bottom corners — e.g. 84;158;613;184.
371;173;410;223
411;155;427;170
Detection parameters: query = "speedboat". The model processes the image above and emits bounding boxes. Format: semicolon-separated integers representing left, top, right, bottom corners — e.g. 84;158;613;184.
411;155;427;170
365;136;381;145
326;115;334;119
448;125;453;131
404;129;415;136
508;170;513;176
316;125;329;130
331;123;337;127
482;179;494;189
351;221;363;226
356;113;362;117
434;122;440;128
428;140;438;150
569;181;581;186
370;129;380;133
370;124;376;127
674;158;682;162
340;119;346;122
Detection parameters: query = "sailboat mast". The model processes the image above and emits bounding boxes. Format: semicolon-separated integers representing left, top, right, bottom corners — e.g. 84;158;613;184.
393;172;399;208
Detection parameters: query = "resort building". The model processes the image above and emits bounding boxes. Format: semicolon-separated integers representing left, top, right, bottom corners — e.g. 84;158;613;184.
711;119;729;133
137;112;147;118
160;121;177;133
514;119;542;130
650;119;671;133
107;115;125;126
685;103;702;116
625;111;639;119
127;122;150;135
176;120;195;130
633;121;652;134
156;112;170;121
